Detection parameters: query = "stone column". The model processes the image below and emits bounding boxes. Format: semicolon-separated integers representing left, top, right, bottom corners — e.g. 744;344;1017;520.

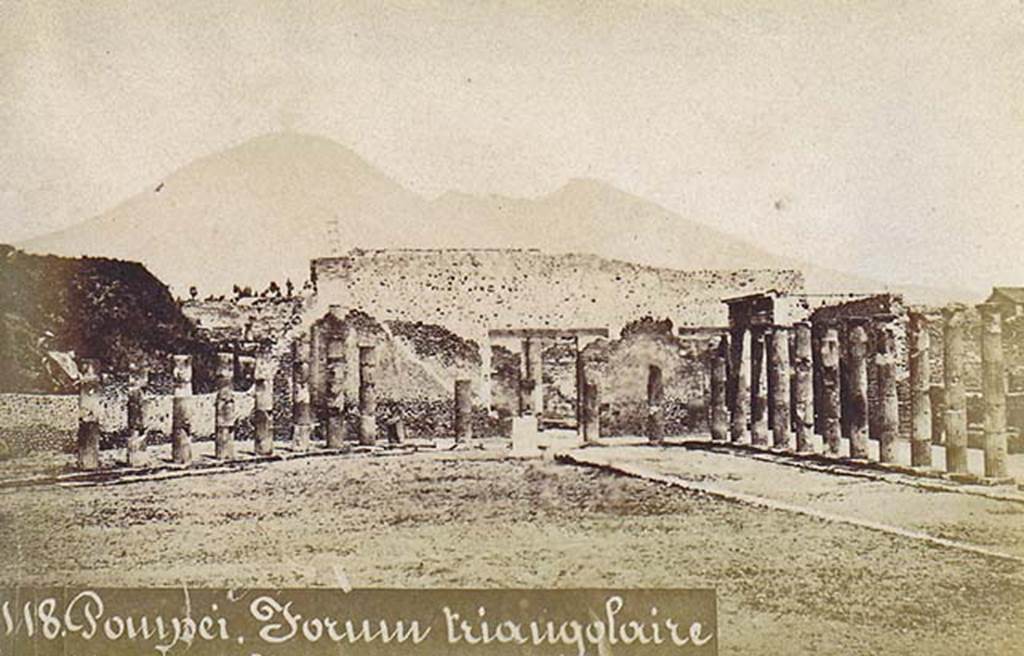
710;335;729;442
867;325;882;444
516;337;532;413
942;305;969;473
819;324;842;455
811;326;825;436
523;338;544;419
253;355;274;456
769;327;792;450
454;378;473;443
125;365;148;467
839;322;852;441
171;354;194;465
309;319;326;417
646;364;665;443
358;345;378;444
793;322;814;453
846;319;870;459
875;320;900;464
325;334;348;449
750;325;770;446
291;335;314;450
581;378;602;444
979;304;1009;479
214;352;236;460
730;328;751;443
76;358;101;470
580;348;603;444
929;385;946;445
908;312;933;467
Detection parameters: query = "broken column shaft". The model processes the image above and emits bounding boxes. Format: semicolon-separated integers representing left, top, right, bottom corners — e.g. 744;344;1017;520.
769;327;792;450
942;305;969;473
793;322;814;453
253;355;274;456
291;334;314;450
171;354;194;465
908;312;933;467
358;345;378;444
709;335;729;442
214;352;236;460
126;365;148;467
76;358;101;470
979;304;1009;479
646;364;665;443
454;378;473;443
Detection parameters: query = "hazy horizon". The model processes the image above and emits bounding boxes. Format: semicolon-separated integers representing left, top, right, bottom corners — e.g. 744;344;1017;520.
2;1;1022;293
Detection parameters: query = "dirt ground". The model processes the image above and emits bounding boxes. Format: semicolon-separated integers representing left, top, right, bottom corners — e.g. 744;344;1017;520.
1;447;1022;655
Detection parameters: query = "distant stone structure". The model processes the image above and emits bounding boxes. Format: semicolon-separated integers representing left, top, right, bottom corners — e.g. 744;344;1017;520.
307;248;802;418
311;249;804;338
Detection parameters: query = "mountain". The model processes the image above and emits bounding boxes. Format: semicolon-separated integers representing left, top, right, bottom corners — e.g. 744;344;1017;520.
21;133;432;294
19;132;968;303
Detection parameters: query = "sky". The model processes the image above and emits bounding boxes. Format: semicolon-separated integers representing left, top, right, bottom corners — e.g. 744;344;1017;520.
1;0;1022;293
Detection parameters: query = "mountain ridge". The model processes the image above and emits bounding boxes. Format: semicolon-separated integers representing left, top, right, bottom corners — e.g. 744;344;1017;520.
19;132;970;303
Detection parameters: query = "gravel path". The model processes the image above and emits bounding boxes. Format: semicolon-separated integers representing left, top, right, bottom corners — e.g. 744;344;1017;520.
1;450;1021;655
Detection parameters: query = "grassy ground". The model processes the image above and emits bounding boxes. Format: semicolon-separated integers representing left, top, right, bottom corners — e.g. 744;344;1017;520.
1;449;1022;655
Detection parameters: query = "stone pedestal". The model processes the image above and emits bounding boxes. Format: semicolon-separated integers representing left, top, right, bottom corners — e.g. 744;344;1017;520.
511;416;541;456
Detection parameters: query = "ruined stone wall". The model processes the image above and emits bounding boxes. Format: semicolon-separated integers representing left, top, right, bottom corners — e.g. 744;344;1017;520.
313;249;804;339
486;330;712;436
182;297;304;343
0;390;255;457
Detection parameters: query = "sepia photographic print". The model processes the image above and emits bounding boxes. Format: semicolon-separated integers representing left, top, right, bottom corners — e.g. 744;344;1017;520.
1;2;1022;654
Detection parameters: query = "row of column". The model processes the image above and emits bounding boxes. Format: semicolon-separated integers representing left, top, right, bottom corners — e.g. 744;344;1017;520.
708;305;1010;480
77;352;275;469
77;339;477;469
